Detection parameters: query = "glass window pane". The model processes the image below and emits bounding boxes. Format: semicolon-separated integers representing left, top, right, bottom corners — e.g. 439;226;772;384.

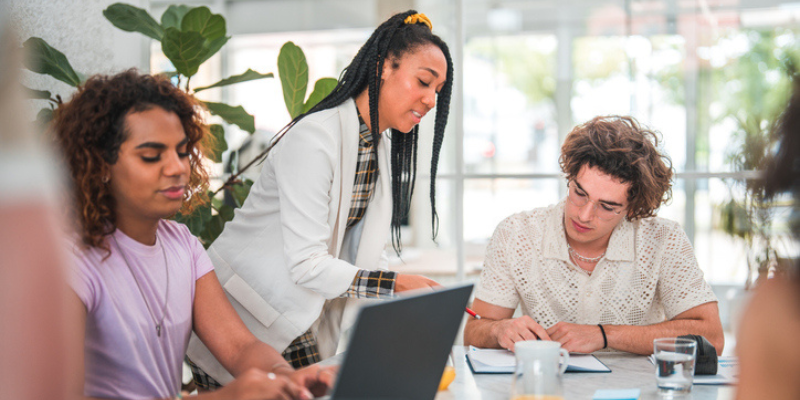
463;35;559;174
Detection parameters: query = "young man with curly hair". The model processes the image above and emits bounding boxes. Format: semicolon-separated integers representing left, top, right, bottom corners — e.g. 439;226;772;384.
464;116;724;356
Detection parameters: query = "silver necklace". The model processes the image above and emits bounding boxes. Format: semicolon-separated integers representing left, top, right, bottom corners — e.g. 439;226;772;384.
567;243;605;263
112;234;169;337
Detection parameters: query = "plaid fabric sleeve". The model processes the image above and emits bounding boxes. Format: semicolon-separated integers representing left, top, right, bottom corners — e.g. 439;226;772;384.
345;269;397;299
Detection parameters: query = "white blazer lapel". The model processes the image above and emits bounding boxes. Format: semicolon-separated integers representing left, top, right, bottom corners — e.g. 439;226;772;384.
354;129;392;269
332;99;359;258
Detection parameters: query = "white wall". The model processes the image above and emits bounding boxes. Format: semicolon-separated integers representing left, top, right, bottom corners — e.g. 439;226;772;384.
8;0;150;106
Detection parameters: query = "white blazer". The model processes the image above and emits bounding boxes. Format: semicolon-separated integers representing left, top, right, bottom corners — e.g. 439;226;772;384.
186;98;392;383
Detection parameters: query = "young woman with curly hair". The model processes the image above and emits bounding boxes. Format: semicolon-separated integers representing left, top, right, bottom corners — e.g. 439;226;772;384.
186;10;453;388
465;115;724;356
55;70;333;400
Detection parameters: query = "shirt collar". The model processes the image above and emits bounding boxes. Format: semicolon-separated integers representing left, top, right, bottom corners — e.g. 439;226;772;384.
542;198;635;262
357;111;375;145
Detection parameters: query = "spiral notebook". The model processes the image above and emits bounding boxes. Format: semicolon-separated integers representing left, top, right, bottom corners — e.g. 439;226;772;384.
466;346;611;374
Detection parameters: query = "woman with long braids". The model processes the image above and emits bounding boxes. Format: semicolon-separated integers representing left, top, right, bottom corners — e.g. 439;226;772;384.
57;70;334;400
186;10;453;388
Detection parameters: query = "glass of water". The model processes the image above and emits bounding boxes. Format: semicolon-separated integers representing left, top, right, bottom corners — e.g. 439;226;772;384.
653;338;697;396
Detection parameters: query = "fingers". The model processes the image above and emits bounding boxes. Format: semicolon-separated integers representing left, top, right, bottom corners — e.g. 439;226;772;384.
495;317;551;351
317;366;337;387
522;316;552;341
395;274;439;292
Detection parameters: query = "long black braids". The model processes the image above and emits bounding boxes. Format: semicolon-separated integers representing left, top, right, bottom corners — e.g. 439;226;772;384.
264;10;453;253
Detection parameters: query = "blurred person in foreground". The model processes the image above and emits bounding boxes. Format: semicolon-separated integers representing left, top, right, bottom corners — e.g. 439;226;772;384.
0;19;80;400
55;70;334;400
464;116;724;355
735;75;800;400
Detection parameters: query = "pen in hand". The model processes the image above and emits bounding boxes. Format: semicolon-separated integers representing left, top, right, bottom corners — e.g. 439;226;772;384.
465;307;481;320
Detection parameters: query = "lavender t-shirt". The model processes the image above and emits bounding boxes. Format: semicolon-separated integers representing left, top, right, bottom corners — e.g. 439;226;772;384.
68;220;214;400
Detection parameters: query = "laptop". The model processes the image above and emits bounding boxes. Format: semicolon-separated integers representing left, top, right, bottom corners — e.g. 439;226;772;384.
320;283;474;400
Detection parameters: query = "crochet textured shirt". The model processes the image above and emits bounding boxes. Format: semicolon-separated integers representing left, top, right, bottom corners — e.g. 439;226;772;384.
475;199;717;329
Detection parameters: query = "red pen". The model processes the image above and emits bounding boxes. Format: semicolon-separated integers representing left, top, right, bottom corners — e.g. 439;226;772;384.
465;307;481;320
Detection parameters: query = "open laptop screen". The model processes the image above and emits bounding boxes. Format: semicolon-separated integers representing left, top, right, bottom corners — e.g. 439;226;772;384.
326;283;474;400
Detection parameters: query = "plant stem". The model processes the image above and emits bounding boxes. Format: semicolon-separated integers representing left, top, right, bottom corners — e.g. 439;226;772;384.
212;142;275;196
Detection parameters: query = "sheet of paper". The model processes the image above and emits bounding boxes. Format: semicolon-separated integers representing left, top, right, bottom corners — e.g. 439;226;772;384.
467;347;515;367
593;388;641;400
467;346;611;373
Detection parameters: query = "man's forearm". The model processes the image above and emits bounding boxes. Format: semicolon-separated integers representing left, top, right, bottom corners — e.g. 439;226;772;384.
605;319;724;355
463;319;501;348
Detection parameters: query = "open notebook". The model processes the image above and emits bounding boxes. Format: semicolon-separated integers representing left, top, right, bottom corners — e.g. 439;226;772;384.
466;346;611;374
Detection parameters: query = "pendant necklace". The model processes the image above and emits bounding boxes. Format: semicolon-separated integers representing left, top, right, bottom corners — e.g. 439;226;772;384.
567;242;605;263
112;233;169;337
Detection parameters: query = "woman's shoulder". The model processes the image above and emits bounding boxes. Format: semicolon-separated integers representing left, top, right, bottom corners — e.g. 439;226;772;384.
158;219;203;247
293;100;354;135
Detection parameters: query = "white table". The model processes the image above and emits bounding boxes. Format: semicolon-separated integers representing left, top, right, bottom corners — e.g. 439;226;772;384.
437;346;737;400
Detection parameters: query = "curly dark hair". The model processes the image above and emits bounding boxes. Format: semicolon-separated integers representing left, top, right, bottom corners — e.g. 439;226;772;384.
268;10;453;253
53;69;211;252
559;115;674;220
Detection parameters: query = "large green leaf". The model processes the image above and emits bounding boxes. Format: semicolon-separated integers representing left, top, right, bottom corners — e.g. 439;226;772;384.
199;205;235;247
160;5;191;30
232;179;254;208
23;85;52;100
103;3;163;40
206;124;228;162
203;101;255;134
194;69;274;93
197;35;229;67
173;202;212;238
303;77;338;113
157;70;180;80
36;108;54;126
22;38;82;87
161;28;208;77
278;41;309;119
181;6;226;41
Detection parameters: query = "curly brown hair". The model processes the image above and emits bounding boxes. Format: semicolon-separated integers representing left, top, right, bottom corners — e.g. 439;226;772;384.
53;69;211;252
559;115;674;220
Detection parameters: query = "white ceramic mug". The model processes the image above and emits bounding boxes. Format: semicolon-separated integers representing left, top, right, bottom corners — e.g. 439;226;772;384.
510;340;569;400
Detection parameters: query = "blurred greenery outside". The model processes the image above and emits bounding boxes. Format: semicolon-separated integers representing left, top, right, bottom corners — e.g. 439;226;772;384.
461;26;800;283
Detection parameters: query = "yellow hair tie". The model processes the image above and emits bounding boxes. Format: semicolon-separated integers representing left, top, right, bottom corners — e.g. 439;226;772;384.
404;13;433;30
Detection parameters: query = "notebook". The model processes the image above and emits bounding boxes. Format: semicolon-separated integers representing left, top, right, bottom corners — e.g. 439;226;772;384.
466;345;611;373
319;283;474;400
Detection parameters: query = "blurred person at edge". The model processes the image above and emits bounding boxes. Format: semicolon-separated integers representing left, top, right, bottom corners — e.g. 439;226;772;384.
185;10;453;389
464;116;724;355
735;75;800;400
54;70;334;400
0;21;80;400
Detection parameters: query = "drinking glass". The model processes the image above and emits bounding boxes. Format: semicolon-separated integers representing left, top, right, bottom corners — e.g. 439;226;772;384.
654;338;697;396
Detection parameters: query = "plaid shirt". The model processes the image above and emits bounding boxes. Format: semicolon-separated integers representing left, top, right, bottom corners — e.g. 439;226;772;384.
188;112;399;389
283;112;397;368
347;113;379;228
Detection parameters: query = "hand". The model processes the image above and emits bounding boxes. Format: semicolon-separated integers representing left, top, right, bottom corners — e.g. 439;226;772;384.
546;322;605;353
219;368;312;400
287;364;338;397
490;316;552;351
395;274;440;292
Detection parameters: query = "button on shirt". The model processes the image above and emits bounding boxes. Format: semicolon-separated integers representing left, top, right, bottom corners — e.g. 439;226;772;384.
475;199;717;329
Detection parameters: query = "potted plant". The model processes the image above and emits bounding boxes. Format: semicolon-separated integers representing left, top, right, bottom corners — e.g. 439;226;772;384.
23;2;336;247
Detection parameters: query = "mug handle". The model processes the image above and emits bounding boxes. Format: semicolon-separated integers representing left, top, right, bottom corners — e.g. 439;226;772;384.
558;349;570;375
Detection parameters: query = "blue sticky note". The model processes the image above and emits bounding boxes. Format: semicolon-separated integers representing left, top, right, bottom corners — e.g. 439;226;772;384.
593;388;641;400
